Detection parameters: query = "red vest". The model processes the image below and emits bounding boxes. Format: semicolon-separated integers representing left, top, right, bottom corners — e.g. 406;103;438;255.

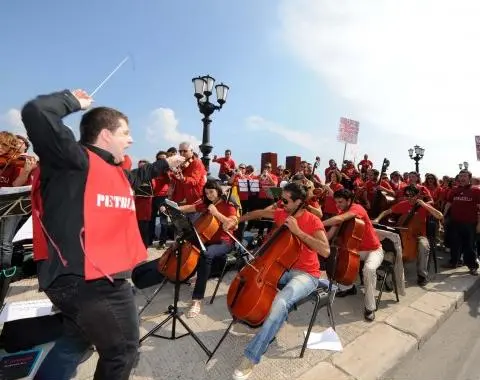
32;150;147;281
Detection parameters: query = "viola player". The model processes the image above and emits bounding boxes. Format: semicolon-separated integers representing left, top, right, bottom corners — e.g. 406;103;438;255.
0;132;36;270
178;180;239;318
323;188;383;322
373;185;443;286
227;182;330;380
22;89;174;380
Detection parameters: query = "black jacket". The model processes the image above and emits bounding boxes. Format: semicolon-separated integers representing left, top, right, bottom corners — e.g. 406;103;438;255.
21;90;169;289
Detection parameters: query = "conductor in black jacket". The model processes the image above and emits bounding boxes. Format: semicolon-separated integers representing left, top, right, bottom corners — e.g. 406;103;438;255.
22;89;172;380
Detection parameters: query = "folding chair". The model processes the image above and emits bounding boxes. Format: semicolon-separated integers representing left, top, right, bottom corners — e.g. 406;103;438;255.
375;238;400;310
293;247;338;358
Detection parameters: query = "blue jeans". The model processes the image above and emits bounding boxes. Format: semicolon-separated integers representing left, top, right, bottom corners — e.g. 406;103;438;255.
192;241;232;300
244;270;319;364
34;276;139;380
0;215;22;269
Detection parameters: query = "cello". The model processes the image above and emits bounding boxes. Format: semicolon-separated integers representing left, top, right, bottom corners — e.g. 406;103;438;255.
156;200;221;282
330;216;365;285
397;199;423;262
369;158;395;219
226;203;304;327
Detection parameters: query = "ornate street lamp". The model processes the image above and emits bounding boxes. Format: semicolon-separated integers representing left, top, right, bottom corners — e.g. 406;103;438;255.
408;145;425;173
192;75;229;175
459;161;469;170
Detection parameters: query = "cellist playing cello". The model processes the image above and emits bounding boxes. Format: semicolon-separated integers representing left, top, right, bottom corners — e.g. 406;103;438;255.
323;189;383;322
225;182;330;380
373;185;443;286
178;180;239;318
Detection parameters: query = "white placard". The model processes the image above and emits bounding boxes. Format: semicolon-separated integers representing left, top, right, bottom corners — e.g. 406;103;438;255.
237;179;260;193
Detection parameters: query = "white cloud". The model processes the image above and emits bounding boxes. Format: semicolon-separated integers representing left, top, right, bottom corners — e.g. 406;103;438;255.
0;108;26;134
145;108;201;151
278;1;480;140
246;115;327;151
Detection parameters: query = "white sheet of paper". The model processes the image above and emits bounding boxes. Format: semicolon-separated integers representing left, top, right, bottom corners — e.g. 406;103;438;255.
0;185;31;196
0;299;55;324
14;215;33;243
304;327;343;351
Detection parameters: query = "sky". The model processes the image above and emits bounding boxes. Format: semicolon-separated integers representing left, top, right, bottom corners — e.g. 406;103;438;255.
1;0;479;180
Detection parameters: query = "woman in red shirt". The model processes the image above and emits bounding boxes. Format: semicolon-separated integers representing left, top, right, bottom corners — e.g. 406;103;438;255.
323;170;344;218
0;132;37;269
179;180;239;318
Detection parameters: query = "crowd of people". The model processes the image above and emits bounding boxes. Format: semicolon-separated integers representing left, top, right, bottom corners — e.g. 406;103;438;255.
0;88;477;380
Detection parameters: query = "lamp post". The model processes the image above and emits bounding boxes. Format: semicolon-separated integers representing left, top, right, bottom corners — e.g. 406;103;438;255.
408;145;425;173
459;161;469;170
192;75;229;175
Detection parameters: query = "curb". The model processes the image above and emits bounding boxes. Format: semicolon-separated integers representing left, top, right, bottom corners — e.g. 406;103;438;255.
296;273;480;380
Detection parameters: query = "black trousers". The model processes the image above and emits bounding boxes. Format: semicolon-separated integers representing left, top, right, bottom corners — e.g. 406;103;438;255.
449;221;479;270
150;196;168;244
35;275;139;380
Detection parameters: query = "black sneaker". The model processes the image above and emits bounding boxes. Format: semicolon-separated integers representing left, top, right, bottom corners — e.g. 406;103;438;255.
417;276;428;287
469;267;478;276
364;308;375;322
336;285;357;298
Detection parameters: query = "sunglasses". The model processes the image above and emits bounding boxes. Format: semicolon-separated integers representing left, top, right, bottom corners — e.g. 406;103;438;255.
239;166;246;169
281;198;289;205
405;193;415;198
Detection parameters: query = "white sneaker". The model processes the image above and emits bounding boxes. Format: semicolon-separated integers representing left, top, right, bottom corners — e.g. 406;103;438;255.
232;357;255;380
229;322;256;337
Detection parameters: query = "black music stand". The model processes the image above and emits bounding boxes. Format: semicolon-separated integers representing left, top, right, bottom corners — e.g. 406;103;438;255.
139;200;213;358
0;187;31;306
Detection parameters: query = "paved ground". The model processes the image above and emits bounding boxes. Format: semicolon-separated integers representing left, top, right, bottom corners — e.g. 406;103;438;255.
385;284;480;380
3;245;479;380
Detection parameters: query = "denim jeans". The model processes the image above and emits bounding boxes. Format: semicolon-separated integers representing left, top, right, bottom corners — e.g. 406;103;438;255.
192;242;232;300
34;276;139;380
150;196;168;244
244;270;319;364
0;214;22;269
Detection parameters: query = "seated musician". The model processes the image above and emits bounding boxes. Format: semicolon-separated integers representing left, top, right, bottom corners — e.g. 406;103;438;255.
178;180;238;318
362;168;395;211
323;189;383;322
227;182;330;380
401;171;433;203
373;184;443;286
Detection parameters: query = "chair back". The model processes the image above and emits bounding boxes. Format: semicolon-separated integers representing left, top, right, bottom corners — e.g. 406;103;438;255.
324;247;338;293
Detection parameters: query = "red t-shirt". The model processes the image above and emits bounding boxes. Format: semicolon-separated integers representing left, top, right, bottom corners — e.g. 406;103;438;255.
194;200;237;244
324;182;343;214
153;174;170;197
358;159;373;172
341;203;381;251
447;185;480;224
135;196;153;221
215;157;236;175
0;165;21;187
259;173;278;199
325;166;336;180
363;179;392;204
391;200;428;236
274;208;323;277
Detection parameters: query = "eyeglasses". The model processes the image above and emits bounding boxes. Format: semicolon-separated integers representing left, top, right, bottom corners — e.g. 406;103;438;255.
179;150;188;153
239;166;246;169
281;198;289;205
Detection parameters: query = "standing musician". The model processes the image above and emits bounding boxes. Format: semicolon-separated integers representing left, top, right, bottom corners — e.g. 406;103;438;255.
323;189;383;322
22;89;174;380
0;132;37;270
178;180;239;318
170;142;206;205
357;153;373;174
213;149;236;182
373;185;443;286
227;182;330;380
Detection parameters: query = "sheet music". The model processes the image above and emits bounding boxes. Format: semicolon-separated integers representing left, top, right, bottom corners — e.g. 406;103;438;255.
238;179;259;193
0;186;31;196
14;216;32;243
0;299;56;324
164;199;180;210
